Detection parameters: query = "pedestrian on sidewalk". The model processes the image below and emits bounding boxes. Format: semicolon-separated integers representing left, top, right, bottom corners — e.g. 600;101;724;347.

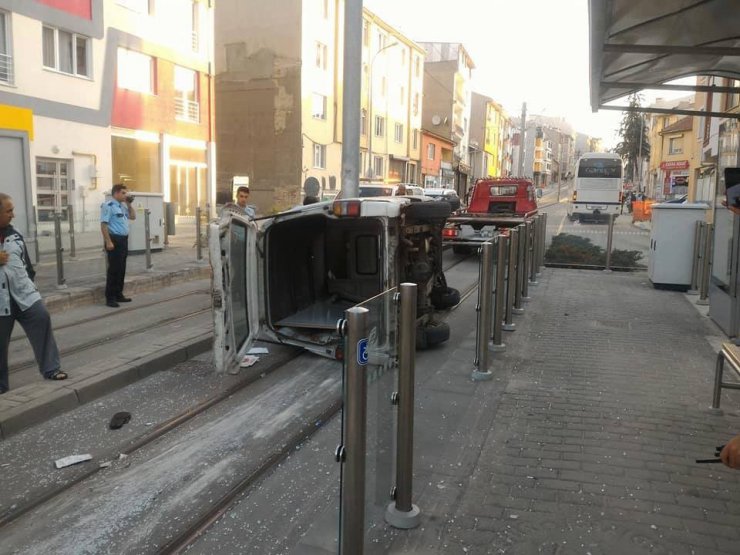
235;186;256;219
0;193;66;393
101;184;136;308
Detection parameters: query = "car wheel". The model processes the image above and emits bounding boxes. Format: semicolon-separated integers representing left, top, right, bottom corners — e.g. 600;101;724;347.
431;286;461;309
452;244;473;255
446;197;461;212
415;321;451;350
405;200;451;220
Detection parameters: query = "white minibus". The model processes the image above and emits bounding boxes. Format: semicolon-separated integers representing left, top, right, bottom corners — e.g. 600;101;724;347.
568;152;624;222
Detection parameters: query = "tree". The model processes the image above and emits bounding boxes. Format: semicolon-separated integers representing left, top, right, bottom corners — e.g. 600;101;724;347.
615;93;651;187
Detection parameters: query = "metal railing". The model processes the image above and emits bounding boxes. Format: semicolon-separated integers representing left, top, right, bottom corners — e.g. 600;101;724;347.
0;52;14;85
175;97;200;123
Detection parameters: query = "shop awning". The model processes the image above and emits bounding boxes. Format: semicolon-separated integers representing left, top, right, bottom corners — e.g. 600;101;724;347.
589;0;740;118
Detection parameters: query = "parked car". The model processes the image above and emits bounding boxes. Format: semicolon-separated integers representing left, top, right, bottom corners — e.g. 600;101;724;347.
209;195;459;373
423;188;462;212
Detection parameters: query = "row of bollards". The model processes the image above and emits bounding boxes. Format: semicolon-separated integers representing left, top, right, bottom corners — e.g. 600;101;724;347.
472;214;548;381
690;220;714;305
339;283;421;553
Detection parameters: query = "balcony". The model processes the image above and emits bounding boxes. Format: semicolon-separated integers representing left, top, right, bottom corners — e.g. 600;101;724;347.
175;97;200;123
0;52;14;85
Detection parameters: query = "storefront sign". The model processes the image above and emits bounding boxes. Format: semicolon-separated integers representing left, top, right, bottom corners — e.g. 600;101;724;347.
660;160;689;170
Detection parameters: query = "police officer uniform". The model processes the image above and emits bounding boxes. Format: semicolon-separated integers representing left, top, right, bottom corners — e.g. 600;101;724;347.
101;198;131;305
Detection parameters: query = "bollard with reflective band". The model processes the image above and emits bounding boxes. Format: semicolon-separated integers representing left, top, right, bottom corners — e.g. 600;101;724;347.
386;283;422;529
513;223;526;314
53;212;67;289
604;214;615;272
697;223;713;306
339;307;368;554
491;235;507;351
503;228;518;330
67;204;77;259
472;242;494;381
195;206;203;262
144;209;153;271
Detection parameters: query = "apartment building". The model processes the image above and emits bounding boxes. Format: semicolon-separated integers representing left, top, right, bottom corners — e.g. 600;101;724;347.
469;93;510;181
418;42;474;198
0;0;215;247
215;1;423;213
420;130;454;188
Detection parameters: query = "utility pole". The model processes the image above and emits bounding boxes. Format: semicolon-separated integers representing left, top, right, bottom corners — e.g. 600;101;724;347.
340;0;363;198
637;114;645;193
518;102;527;177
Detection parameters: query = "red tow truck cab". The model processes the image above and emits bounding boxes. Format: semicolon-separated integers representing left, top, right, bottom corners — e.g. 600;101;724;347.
467;177;538;218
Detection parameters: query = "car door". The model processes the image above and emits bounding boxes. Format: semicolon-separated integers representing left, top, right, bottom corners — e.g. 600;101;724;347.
209;214;261;374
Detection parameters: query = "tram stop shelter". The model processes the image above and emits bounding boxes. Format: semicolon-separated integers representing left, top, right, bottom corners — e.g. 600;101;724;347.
588;0;740;337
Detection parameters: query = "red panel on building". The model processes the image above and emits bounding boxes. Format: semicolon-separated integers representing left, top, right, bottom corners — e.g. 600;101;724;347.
35;0;92;20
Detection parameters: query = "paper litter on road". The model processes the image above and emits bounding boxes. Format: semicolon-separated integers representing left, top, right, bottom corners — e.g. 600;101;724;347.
240;355;260;368
247;347;269;355
54;454;92;469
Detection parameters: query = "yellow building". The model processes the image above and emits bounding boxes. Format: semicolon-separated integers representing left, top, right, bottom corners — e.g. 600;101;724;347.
470;94;509;179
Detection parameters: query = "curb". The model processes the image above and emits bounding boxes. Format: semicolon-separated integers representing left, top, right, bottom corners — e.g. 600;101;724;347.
0;333;212;440
43;265;211;314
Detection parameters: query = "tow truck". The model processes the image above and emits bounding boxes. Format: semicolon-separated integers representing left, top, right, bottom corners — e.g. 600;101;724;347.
443;177;539;254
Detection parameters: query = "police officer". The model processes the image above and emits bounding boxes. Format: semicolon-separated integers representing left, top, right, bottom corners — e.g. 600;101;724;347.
101;184;136;308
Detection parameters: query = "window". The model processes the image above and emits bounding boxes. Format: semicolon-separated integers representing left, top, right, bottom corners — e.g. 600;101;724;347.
315;42;327;70
323;0;329;19
117;48;154;93
43;26;90;77
400;86;405;105
374;115;385;137
401;49;406;66
413;129;419;149
363;20;369;47
414;56;421;78
191;1;200;52
312;93;327;119
413;93;419;116
394;123;403;143
377;32;386;51
427;143;436;160
373;155;384;177
0;11;12;84
361;109;367;136
669;137;683;155
36;158;72;222
726;79;740;109
381;76;386;97
313;144;326;168
117;0;149;13
174;66;199;122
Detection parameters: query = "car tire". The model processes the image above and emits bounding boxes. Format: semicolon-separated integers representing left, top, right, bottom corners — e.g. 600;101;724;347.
452;244;474;255
405;201;451;220
431;286;461;309
416;321;451;350
446;197;461;212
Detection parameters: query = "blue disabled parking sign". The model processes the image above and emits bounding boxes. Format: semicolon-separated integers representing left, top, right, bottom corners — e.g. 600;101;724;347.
357;338;369;366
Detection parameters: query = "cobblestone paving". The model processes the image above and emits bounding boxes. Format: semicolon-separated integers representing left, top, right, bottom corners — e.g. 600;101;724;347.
396;269;740;555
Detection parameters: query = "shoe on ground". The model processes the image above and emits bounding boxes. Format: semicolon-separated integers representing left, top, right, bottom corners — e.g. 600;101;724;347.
106;300;120;308
116;296;132;302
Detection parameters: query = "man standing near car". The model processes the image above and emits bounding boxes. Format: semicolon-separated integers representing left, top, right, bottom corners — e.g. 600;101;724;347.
101;184;136;308
235;186;256;218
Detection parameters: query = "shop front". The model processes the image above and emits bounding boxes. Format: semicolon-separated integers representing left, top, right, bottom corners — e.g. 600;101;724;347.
660;160;690;199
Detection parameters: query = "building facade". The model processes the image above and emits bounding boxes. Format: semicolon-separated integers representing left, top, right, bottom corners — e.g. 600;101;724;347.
418;42;474;198
0;0;215;247
420;130;454;188
469;93;510;181
215;1;423;213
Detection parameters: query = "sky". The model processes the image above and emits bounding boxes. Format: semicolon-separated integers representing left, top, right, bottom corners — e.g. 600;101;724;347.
363;0;690;149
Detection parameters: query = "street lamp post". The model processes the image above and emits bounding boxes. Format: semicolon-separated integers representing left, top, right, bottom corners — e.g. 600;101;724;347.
366;41;399;179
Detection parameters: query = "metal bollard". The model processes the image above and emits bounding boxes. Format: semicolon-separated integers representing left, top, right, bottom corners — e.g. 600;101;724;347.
163;203;169;247
513;223;526;314
144;208;153;271
528;219;538;287
503;228;518;330
195;206;203;262
32;205;39;264
472;242;494;381
491;235;507;351
67;204;76;259
604;213;615;271
53;212;67;289
521;221;532;300
688;221;704;295
538;212;548;273
385;283;422;529
697;223;713;306
339;307;369;555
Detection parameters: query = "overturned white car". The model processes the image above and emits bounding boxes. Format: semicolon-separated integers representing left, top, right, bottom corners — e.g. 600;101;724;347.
209;196;459;373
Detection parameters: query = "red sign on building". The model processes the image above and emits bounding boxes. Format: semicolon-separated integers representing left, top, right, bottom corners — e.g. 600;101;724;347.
660;160;690;170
